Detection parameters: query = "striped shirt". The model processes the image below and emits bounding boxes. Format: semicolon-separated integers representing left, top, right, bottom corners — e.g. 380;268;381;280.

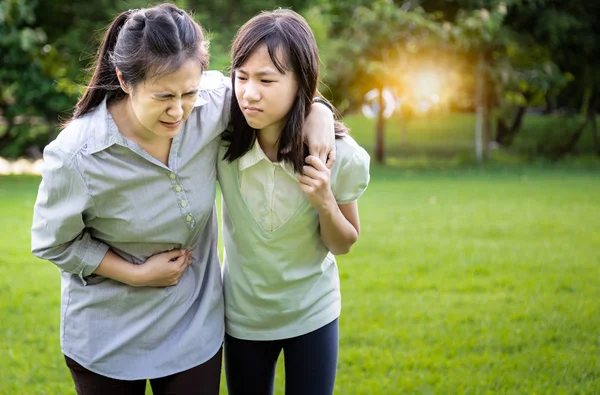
31;71;230;380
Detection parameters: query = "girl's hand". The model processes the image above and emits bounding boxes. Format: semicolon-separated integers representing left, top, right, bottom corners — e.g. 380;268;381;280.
298;155;336;211
133;249;192;287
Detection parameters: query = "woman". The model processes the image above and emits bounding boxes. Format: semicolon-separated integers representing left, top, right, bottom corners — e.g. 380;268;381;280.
30;4;334;394
218;9;370;395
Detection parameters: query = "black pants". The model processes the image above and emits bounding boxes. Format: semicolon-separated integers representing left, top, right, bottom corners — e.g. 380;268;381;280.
224;318;339;395
64;348;222;395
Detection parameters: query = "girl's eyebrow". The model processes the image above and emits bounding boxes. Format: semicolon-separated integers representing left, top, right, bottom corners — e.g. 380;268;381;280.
237;68;279;76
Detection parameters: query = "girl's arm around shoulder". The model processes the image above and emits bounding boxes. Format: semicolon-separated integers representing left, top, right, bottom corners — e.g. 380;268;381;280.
298;138;370;255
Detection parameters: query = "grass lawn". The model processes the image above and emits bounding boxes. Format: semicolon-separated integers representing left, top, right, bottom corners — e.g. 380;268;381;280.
1;162;599;394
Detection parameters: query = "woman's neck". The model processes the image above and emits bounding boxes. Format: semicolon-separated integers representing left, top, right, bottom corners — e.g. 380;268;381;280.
108;98;172;165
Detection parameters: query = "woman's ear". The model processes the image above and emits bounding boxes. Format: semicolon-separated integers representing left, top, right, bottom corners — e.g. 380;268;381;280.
115;67;130;94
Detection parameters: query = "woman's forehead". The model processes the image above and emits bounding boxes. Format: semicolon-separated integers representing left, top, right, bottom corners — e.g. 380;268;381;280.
143;60;203;90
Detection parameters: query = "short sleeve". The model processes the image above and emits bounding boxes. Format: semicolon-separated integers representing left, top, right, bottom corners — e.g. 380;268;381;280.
31;144;109;283
190;70;232;140
332;143;371;204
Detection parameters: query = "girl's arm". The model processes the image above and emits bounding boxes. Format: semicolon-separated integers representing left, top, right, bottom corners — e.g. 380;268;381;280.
315;199;360;255
298;155;360;255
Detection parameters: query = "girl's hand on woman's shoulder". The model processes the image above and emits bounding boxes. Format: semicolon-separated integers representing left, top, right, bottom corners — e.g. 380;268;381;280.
298;155;336;211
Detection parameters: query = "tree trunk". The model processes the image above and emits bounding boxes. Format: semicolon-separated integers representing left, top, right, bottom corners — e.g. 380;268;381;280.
495;117;509;145
543;93;556;114
375;87;385;163
591;114;599;155
511;104;527;133
483;81;492;160
495;104;528;147
474;51;484;164
553;93;599;159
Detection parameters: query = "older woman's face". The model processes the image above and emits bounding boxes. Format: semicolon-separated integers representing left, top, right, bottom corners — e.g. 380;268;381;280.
123;60;202;140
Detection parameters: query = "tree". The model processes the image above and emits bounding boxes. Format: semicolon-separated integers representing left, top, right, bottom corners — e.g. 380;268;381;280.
319;1;442;163
0;0;59;157
505;0;600;156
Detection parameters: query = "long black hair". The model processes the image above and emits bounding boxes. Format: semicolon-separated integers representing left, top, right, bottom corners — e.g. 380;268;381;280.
222;9;347;173
69;4;208;122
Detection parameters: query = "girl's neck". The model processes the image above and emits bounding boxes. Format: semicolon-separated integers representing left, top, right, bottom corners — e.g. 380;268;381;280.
256;126;282;162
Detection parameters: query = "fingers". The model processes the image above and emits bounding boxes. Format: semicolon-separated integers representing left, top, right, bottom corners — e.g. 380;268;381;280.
301;165;321;180
165;249;186;262
298;182;314;195
298;174;316;187
174;250;193;268
325;147;336;169
307;148;327;167
170;253;186;267
305;155;328;172
317;150;328;166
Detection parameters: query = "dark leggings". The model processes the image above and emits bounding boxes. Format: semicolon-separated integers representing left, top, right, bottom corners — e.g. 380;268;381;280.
64;348;222;395
224;318;339;395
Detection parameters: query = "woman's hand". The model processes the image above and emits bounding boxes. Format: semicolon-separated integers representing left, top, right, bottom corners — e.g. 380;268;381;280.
298;155;336;211
303;103;336;168
133;249;193;287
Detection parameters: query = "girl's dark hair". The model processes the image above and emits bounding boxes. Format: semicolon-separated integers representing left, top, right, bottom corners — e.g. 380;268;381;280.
70;4;208;121
222;9;347;173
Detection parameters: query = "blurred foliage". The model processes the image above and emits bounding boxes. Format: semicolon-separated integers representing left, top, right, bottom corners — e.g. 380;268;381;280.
0;0;598;159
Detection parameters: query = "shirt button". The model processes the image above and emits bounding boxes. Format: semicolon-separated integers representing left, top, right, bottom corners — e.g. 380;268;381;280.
180;201;188;208
169;172;176;179
175;185;182;192
186;215;193;222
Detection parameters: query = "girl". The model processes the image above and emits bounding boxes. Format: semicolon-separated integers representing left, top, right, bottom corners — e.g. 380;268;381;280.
30;4;334;394
218;9;370;395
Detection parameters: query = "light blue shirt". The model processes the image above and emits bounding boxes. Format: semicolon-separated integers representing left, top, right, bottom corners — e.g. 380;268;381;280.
31;71;231;380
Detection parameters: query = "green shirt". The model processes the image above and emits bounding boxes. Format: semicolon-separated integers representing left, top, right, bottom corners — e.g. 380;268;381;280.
217;135;370;340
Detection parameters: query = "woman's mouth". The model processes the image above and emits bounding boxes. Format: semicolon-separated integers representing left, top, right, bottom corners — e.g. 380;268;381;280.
160;120;182;129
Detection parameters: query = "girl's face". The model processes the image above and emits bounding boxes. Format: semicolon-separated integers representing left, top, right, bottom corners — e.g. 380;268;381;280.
122;60;202;141
234;44;299;136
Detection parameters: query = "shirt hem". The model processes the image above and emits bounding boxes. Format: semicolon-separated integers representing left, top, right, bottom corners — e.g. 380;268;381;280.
61;331;224;381
225;309;340;341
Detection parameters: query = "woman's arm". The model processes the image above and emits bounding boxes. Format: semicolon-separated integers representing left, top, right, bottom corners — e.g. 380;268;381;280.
303;103;336;167
31;144;110;283
31;143;191;287
94;249;192;287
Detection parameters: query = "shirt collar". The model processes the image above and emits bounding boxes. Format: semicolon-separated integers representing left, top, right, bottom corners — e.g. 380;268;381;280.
87;97;120;154
238;141;298;181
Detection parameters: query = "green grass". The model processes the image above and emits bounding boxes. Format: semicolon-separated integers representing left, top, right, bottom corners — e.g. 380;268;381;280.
1;163;599;394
